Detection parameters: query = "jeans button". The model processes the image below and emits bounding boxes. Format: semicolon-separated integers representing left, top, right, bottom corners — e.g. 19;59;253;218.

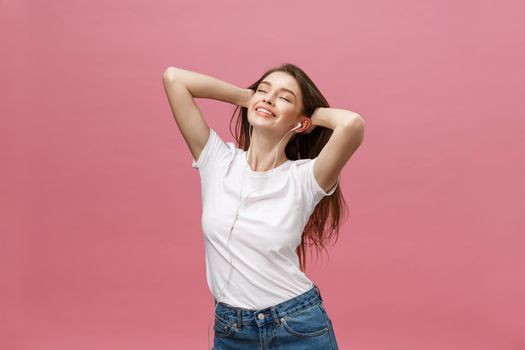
257;313;265;319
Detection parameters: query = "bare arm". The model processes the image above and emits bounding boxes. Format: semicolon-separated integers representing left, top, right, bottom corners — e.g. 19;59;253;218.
310;108;365;193
163;67;253;107
310;107;361;130
162;67;253;162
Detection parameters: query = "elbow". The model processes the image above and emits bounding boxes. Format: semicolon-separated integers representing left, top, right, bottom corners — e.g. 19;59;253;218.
345;114;365;143
344;113;365;129
163;66;179;81
354;114;365;129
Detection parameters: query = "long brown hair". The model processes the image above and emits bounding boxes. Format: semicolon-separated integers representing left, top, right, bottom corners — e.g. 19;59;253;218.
227;63;349;272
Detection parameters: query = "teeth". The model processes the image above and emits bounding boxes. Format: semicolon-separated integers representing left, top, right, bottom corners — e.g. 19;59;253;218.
256;108;274;116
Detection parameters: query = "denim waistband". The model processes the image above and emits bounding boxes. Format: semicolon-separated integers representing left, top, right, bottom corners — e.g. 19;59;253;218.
213;284;324;328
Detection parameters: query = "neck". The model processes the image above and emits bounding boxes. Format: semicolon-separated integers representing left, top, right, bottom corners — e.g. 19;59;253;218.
246;128;290;172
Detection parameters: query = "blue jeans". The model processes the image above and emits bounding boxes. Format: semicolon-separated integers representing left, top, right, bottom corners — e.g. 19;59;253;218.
213;284;339;350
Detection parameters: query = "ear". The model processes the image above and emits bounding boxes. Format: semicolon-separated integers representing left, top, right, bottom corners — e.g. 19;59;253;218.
300;116;311;131
300;116;318;134
294;115;310;133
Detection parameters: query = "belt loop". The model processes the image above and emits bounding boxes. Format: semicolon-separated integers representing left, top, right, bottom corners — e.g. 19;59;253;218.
271;306;281;325
237;309;242;329
315;285;323;301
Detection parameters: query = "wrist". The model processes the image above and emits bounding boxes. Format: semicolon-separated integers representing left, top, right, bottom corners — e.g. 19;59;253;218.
310;107;324;126
239;88;254;108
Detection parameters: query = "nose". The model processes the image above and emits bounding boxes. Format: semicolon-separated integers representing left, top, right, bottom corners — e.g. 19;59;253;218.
262;94;273;104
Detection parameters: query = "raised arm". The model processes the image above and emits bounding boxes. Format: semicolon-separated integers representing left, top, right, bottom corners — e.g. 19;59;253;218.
310;107;365;193
162;67;253;162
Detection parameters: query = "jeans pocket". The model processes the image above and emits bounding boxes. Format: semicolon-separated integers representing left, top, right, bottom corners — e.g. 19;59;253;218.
214;314;235;338
280;303;329;338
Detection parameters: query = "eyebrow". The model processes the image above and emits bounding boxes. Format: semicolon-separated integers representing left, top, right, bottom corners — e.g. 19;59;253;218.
259;81;297;98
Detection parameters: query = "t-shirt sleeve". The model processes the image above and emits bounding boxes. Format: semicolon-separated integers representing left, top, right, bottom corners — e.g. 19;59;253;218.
303;157;339;202
191;128;230;173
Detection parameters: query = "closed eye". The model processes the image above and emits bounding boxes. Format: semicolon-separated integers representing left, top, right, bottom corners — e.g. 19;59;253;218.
257;89;291;102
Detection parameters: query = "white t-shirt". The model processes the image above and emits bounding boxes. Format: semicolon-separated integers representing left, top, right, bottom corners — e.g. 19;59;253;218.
191;128;339;309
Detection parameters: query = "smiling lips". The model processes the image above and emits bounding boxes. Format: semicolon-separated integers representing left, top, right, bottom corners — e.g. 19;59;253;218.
255;106;276;117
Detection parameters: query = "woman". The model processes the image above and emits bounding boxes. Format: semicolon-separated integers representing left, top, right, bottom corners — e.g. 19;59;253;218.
162;63;365;350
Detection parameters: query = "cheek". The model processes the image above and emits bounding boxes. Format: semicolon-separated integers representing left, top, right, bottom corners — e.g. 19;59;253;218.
281;104;299;116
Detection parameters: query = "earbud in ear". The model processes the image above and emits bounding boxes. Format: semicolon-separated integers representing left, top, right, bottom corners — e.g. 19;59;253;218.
290;122;303;131
291;122;302;131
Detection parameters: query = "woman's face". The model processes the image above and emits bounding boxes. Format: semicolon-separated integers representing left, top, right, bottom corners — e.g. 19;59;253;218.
248;71;304;133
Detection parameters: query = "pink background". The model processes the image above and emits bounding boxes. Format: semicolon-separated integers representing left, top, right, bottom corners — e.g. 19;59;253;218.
2;0;524;349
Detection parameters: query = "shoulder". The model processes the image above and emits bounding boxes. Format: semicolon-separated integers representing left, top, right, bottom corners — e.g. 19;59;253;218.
290;158;315;171
288;158;315;179
290;157;338;197
191;128;239;170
